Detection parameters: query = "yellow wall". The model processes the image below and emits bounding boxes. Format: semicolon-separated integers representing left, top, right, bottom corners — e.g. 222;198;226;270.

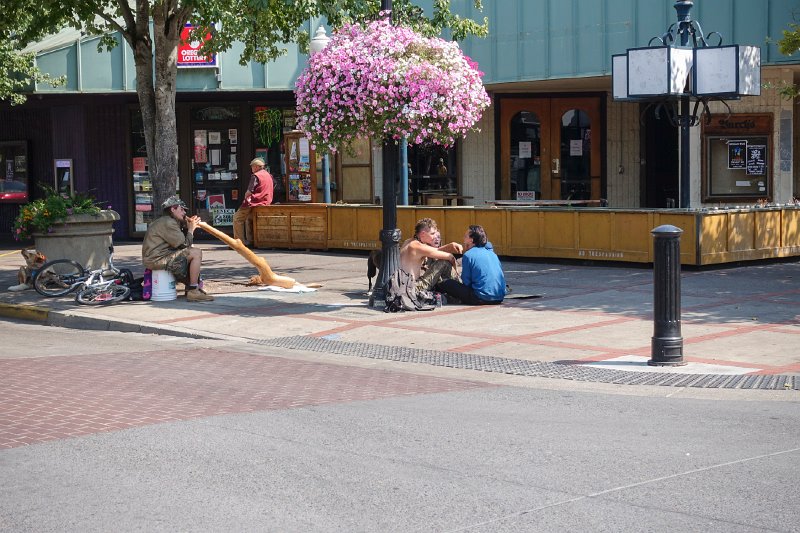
252;205;800;266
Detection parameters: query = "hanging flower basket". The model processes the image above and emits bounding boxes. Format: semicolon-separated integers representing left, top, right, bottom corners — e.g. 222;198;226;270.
295;18;490;151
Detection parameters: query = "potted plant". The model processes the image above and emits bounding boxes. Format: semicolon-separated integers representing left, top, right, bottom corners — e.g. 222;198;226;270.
12;186;120;269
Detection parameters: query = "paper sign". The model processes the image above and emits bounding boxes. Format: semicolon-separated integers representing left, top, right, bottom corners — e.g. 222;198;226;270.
229;129;238;145
299;137;310;161
211;208;235;226
746;144;766;175
728;140;747;169
208;131;221;144
569;140;583;156
519;142;531;159
132;157;147;172
210;149;221;165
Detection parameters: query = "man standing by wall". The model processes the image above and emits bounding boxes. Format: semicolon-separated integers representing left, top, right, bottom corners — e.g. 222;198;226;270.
233;158;274;247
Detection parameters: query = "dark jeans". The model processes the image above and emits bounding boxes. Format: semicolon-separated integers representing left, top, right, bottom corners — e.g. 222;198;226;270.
436;279;503;306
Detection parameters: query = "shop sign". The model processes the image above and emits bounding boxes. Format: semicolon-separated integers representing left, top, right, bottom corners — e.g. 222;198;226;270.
178;24;217;68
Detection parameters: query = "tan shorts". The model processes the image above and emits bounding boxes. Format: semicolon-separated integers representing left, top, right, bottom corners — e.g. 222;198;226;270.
163;249;190;282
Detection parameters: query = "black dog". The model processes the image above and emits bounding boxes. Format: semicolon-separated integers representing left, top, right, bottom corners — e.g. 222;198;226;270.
367;249;382;293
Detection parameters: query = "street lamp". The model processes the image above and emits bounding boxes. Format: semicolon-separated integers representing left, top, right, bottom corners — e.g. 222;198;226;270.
612;0;761;208
309;25;332;204
369;0;400;308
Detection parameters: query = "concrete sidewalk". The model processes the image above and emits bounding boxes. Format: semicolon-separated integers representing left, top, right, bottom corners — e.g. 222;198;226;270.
1;242;798;388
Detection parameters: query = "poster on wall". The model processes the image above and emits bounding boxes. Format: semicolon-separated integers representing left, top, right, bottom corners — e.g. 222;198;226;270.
299;137;310;163
288;174;300;201
208;131;221;144
194;130;208;163
746;145;766;175
228;129;238;144
727;140;747;169
207;194;225;210
132;157;147;172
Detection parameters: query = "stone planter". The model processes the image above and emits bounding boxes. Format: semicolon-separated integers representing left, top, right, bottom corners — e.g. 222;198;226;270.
33;210;120;270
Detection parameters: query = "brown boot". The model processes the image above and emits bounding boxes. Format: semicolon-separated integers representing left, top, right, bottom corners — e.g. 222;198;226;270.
186;288;214;302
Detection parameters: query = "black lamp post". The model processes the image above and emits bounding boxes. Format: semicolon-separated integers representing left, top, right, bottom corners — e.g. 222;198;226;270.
369;0;400;308
309;26;332;204
612;0;761;209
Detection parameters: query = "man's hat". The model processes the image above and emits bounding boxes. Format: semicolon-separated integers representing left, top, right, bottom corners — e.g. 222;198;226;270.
161;196;186;209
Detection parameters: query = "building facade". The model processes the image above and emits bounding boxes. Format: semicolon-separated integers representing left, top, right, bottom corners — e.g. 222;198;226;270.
2;0;799;241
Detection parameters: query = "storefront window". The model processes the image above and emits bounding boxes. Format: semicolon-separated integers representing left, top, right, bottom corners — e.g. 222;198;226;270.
703;114;772;202
0;141;29;203
130;111;178;233
408;143;457;204
253;106;292;203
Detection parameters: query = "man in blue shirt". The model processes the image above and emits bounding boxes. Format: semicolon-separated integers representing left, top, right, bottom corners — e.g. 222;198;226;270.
436;225;505;305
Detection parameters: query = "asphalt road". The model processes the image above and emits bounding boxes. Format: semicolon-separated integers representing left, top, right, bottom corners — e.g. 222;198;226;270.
1;321;798;532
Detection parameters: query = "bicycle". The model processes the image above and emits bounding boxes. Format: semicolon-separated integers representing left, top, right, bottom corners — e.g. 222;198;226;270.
33;246;133;305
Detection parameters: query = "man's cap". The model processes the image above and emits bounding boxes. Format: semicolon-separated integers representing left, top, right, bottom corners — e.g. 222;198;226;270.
250;158;265;167
161;196;186;209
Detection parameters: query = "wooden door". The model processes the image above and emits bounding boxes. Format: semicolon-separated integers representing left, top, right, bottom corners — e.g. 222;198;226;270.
499;99;550;200
499;97;602;201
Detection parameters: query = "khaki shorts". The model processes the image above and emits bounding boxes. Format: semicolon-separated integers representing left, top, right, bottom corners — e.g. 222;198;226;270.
163;249;190;283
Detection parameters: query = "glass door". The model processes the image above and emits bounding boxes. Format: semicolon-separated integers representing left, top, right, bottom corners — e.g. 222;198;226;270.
549;98;602;201
190;107;242;227
499;97;602;201
499;99;549;200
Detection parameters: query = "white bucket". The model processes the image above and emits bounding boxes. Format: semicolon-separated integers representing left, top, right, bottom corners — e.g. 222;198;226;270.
150;270;177;302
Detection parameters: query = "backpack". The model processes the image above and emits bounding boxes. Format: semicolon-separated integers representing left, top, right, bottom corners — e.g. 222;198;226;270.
385;269;436;313
126;276;146;301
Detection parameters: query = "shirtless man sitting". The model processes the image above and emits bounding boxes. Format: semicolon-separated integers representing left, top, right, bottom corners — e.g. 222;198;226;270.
400;218;463;291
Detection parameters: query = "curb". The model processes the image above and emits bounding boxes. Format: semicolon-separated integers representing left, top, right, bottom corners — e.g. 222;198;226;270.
0;300;235;341
46;312;237;341
0;302;50;323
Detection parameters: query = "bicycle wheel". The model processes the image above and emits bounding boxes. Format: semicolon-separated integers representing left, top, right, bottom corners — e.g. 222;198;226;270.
75;284;131;305
118;268;135;287
33;259;86;297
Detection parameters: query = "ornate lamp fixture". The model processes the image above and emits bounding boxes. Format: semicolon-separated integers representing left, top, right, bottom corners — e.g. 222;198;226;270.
612;0;761;208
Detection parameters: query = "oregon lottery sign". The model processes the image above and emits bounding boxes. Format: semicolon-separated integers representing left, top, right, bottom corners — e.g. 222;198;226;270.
178;24;217;68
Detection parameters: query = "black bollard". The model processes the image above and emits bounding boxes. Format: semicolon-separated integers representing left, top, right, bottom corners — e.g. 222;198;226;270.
649;225;686;366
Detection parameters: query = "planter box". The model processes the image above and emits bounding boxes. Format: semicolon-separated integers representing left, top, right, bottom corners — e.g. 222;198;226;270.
33;210;120;269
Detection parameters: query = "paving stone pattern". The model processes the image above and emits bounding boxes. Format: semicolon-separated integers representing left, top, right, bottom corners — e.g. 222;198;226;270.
0;350;490;449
